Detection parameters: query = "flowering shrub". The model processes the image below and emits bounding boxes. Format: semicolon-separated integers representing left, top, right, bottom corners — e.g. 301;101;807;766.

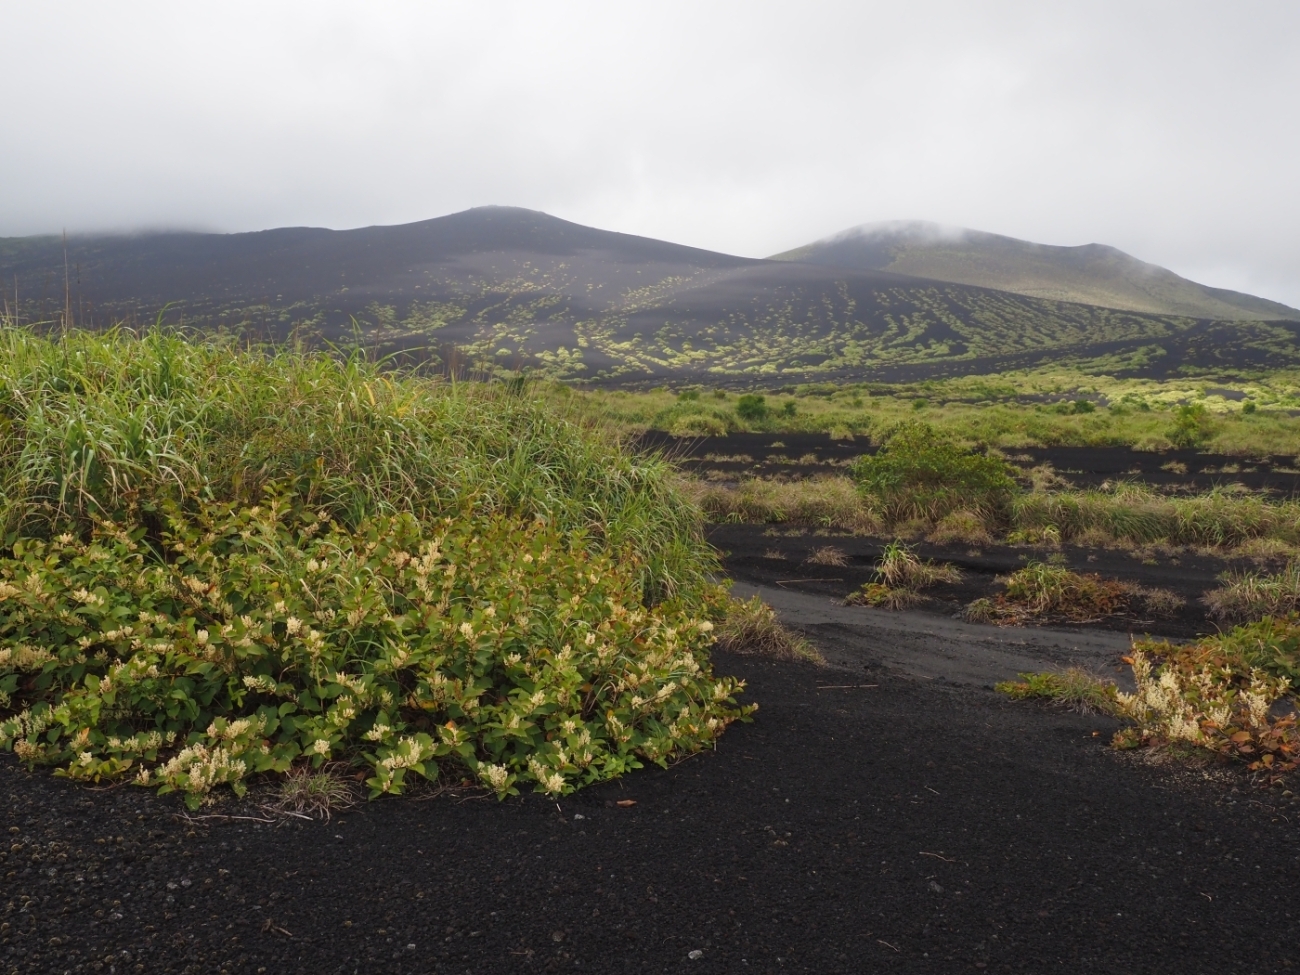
0;495;752;807
1112;644;1297;776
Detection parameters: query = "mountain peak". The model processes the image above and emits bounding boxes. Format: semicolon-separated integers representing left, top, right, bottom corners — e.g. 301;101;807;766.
771;222;1298;321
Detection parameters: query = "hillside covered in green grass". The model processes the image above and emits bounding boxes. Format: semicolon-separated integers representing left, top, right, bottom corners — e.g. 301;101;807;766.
4;208;1299;385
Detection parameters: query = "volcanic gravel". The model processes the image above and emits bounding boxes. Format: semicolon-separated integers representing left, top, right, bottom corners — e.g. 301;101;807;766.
4;630;1300;974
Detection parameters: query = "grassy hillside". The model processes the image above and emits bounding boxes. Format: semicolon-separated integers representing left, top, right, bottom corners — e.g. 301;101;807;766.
5;209;1300;385
771;221;1299;322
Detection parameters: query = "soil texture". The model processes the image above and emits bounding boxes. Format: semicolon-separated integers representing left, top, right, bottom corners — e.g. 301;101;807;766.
712;523;1227;640
4;617;1300;974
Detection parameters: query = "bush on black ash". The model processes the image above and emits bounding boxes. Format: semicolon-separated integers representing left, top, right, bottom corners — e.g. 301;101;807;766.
0;329;750;807
995;669;1118;714
0;499;751;807
851;422;1017;524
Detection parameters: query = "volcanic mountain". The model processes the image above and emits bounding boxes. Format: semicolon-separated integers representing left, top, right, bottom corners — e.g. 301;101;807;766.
771;220;1297;322
2;207;1298;384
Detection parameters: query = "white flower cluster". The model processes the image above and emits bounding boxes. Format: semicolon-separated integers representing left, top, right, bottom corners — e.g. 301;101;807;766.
527;757;566;795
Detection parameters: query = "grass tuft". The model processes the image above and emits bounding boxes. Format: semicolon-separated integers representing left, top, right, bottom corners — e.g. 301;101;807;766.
995;669;1119;715
272;764;359;821
1205;561;1300;622
715;595;823;664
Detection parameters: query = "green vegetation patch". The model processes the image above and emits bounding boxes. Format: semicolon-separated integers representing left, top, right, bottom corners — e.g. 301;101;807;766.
850;422;1018;523
0;329;749;806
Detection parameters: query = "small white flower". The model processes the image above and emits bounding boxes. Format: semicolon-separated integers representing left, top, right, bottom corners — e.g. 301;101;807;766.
312;739;330;755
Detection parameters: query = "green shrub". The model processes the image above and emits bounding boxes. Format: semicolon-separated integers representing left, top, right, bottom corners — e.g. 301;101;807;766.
0;329;747;806
1169;403;1214;448
735;394;768;423
850;422;1018;523
0;497;750;807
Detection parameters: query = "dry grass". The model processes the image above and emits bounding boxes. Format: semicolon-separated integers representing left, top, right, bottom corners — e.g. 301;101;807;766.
875;541;961;589
1130;586;1187;617
270;765;359;821
846;541;960;609
804;545;849;567
1204;560;1300;622
927;509;994;548
682;475;879;533
715;595;824;663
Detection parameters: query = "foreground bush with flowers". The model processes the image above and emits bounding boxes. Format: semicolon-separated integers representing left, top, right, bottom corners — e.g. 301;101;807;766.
0;496;751;806
998;618;1299;779
0;328;751;807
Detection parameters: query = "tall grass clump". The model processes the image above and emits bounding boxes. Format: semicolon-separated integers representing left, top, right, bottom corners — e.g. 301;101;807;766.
0;327;712;602
682;476;878;533
1010;484;1300;550
1205;561;1300;622
0;329;751;806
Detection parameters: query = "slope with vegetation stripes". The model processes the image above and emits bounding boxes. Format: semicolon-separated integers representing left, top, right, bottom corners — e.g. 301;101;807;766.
4;208;1300;384
771;220;1300;322
0;329;749;808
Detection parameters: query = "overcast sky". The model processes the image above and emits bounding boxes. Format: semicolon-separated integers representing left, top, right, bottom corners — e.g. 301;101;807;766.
2;2;1298;306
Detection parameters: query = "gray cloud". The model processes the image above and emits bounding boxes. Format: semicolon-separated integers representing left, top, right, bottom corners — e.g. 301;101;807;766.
2;1;1297;306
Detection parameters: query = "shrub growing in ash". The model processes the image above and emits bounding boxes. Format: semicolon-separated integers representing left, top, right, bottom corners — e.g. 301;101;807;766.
735;394;769;423
0;499;750;806
850;422;1018;525
0;329;751;807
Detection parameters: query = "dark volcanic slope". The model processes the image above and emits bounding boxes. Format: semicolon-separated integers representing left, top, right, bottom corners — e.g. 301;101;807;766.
5;208;1300;384
771;220;1300;323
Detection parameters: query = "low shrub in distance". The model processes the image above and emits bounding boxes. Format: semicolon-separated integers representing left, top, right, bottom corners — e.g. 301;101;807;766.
850;422;1018;525
0;497;752;807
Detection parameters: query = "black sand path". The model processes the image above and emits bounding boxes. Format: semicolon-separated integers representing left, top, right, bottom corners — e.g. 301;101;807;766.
4;591;1299;974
